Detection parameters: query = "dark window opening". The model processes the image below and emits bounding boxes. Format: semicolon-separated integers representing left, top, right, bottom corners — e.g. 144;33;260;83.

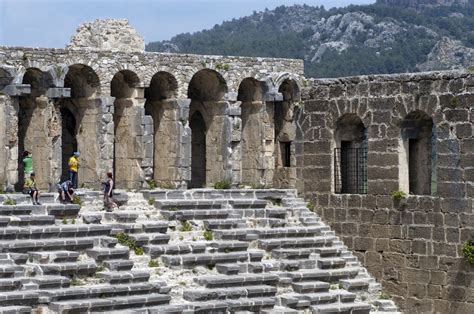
281;142;291;167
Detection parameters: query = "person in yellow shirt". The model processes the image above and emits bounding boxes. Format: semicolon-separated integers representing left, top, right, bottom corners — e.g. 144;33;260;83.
24;173;41;205
68;151;80;188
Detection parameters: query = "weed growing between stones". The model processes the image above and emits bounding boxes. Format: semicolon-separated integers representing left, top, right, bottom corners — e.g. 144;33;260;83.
62;218;68;224
203;230;213;241
379;293;391;300
96;265;105;272
180;220;193;232
272;198;282;206
307;200;315;212
147;179;157;189
71;277;85;286
72;195;83;208
391;190;407;201
114;232;144;255
214;180;231;189
3;197;16;205
462;235;474;264
71;218;76;224
148;259;159;267
207;263;215;270
169;207;178;211
148;197;155;206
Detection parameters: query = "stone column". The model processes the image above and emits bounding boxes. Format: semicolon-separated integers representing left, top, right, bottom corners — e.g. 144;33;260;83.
147;98;191;188
0;96;7;191
113;97;145;189
205;101;233;185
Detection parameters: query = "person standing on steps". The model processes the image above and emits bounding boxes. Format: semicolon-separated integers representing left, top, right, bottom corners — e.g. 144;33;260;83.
24;173;41;205
68;151;80;189
22;151;33;179
103;172;117;212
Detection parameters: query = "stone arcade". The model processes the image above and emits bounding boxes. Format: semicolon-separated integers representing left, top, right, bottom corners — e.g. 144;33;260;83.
0;19;472;313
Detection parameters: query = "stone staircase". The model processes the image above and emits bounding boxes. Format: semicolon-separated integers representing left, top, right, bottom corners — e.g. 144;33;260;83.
0;189;398;313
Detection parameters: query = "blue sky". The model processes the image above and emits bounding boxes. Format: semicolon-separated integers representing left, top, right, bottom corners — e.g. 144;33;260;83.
0;0;375;48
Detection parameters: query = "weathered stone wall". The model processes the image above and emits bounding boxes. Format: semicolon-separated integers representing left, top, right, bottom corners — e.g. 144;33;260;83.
296;70;474;312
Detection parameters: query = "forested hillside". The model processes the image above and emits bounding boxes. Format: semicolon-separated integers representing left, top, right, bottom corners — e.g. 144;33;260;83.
146;1;474;78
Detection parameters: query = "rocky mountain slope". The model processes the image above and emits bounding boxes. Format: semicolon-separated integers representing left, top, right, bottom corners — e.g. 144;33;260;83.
146;1;474;78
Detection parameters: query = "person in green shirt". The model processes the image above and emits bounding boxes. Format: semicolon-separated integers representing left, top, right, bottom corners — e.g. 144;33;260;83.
24;172;41;205
22;151;33;179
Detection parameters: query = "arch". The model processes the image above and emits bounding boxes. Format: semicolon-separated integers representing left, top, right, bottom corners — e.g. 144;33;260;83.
64;64;100;98
399;110;435;195
278;78;300;101
146;71;178;101
237;78;263;102
188;69;228;102
334;113;368;194
0;68;13;90
22;68;53;98
111;70;140;99
189;111;206;188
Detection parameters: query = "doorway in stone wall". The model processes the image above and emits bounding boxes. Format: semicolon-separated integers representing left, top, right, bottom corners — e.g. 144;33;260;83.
17;105;33;190
60;107;77;182
189;111;206;188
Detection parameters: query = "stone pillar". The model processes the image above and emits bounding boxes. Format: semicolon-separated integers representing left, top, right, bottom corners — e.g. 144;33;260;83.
114;97;145;189
205;101;233;185
0;96;7;191
228;104;242;186
147;98;190;188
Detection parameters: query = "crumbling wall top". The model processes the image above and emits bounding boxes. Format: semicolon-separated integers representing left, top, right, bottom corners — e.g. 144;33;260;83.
67;19;145;52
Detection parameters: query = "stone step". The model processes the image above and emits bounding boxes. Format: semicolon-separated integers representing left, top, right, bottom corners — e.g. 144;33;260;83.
28;250;80;263
215;227;322;241
0;306;31;314
129;233;171;246
86;248;130;261
228;199;267;209
203;219;247;230
271;248;312;260
105;211;139;223
145;243;206;258
337;290;357;303
314;247;342;258
216;264;240;275
10;215;56;226
116;304;187;314
39;261;97;276
310;302;371;314
46;204;81;218
226;296;276;312
253;218;287;228
0;291;39;306
262;306;298;314
195;273;279;288
183;285;277;301
0;206;33;216
339;278;370;291
0;253;28;265
234;208;287;219
317;257;346;269
161;251;259;267
49;293;171;312
161;209;232;220
141;222;169;234
286;267;360;283
0;225;112;240
145;188;297;201
102;259;134;271
98;270;150;284
0;278;22;291
28;275;71;289
0;265;17;278
243;261;280;273
155;199;225;210
40;282;166;302
258;236;336;250
292;281;330;293
208;241;250;252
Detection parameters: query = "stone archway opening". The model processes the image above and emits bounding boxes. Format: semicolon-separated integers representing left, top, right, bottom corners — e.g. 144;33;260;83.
61;64;100;187
111;69;142;189
144;71;179;186
238;77;265;185
400;110;435;195
18;68;54;190
188;69;228;187
334;113;368;194
60;107;77;181
189;111;206;188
